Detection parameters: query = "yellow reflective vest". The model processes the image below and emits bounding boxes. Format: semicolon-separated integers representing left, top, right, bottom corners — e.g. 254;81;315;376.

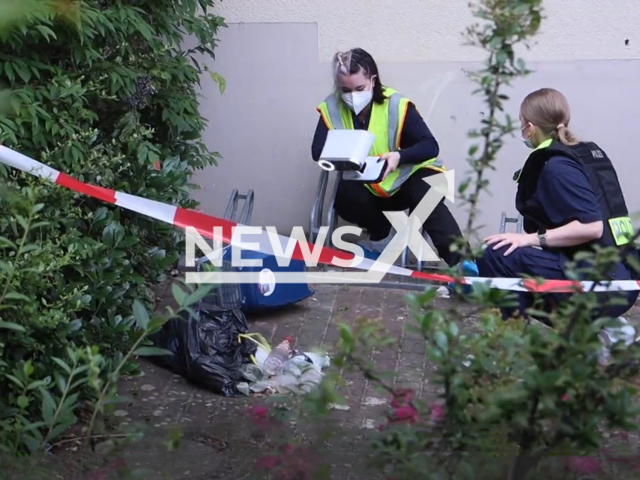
316;86;445;197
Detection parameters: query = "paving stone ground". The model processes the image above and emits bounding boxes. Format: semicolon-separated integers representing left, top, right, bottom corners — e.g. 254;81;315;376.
112;283;453;480
38;282;640;480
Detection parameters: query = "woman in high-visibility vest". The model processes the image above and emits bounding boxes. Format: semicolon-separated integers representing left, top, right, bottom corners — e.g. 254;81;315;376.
311;47;478;280
478;87;639;363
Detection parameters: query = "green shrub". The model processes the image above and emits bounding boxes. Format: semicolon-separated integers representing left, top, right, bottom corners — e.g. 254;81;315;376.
0;0;225;453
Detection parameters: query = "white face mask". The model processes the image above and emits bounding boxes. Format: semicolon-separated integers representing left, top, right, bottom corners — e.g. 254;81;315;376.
341;90;372;115
521;123;534;149
340;77;375;115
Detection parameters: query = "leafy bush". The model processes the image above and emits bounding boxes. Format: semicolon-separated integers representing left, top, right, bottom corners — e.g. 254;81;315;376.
0;0;225;454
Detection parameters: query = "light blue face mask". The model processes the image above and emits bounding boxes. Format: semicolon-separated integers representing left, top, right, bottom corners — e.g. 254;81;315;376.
521;123;534;149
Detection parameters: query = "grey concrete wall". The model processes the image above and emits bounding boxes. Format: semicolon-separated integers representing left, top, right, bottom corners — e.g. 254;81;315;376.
191;21;640;244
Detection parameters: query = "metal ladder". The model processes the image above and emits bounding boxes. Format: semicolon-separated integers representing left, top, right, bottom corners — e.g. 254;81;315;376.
194;189;256;310
500;212;523;234
223;189;255;226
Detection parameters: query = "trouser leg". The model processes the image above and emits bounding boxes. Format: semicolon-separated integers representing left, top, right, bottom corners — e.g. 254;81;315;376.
477;244;569;322
334;180;401;241
398;169;469;267
479;245;640;325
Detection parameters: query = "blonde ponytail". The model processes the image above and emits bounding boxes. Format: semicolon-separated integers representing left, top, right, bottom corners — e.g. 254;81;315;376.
520;88;580;146
556;124;578;146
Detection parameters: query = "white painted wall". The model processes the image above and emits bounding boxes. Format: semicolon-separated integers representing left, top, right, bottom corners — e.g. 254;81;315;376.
190;2;640;246
214;0;639;61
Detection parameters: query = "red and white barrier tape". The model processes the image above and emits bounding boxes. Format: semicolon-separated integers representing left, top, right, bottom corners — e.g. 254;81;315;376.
1;144;638;294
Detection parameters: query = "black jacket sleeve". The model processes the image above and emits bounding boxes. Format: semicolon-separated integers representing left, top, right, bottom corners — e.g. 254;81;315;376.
397;102;440;165
311;116;329;162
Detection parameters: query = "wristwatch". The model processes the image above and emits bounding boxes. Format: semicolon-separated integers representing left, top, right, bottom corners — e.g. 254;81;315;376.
537;229;548;248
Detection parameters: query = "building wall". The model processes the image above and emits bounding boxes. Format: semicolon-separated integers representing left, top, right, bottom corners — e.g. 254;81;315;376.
190;1;640;244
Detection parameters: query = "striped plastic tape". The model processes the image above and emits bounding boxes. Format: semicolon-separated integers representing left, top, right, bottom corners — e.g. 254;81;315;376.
0;144;638;294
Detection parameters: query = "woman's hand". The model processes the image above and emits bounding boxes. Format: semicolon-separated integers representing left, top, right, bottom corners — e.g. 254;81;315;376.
379;152;401;180
484;232;538;256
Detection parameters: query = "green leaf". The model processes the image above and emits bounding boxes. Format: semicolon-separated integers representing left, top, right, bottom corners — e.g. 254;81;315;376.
208;71;226;95
60;392;80;414
148;316;168;332
434;331;449;353
5;374;24;388
40;388;56;424
27;379;51;391
137;143;149;163
148;150;160;167
23;360;34;377
22;434;42;454
0;321;26;333
449;322;459;338
3;291;30;302
132;299;150;330
171;283;187;306
54;374;67;393
47;420;76;442
183;285;213;307
51;357;71;374
4;62;15;83
35;25;57;42
67;319;83;333
22;421;48;433
118;235;140;248
17;395;29;410
0;236;18;249
133;347;173;357
102;221;125;248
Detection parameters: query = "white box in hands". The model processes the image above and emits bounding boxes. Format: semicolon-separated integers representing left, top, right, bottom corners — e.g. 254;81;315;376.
317;129;387;184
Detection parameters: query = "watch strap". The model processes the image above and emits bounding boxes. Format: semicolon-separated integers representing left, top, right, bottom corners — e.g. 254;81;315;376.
537;232;548;248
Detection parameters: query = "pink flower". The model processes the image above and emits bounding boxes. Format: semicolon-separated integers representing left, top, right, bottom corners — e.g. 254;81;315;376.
390;388;415;408
248;405;278;429
387;403;422;426
429;402;445;423
561;394;571;401
248;405;269;419
563;456;601;474
254;445;324;478
391;405;419;423
254;455;282;470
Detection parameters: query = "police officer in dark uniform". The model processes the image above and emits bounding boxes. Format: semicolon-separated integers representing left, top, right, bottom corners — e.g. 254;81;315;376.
477;88;638;349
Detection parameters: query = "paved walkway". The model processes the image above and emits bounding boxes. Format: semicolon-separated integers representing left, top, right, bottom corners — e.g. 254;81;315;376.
46;282;640;479
108;283;464;479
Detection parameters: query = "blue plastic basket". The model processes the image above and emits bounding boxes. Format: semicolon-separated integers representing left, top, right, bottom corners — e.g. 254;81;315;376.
195;245;244;310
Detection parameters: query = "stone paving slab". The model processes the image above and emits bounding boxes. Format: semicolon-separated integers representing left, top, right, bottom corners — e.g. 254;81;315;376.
46;282;640;479
106;283;448;479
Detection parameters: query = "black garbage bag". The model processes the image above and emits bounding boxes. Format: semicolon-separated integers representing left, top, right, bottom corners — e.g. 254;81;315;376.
149;302;257;396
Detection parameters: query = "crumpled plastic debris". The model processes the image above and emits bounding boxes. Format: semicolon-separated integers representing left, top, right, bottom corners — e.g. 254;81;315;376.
237;345;331;396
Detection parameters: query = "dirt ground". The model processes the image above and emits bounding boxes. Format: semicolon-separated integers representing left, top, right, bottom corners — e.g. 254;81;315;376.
7;282;640;480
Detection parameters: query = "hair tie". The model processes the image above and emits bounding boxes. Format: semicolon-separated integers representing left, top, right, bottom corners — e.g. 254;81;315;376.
335;52;350;75
557;123;565;129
